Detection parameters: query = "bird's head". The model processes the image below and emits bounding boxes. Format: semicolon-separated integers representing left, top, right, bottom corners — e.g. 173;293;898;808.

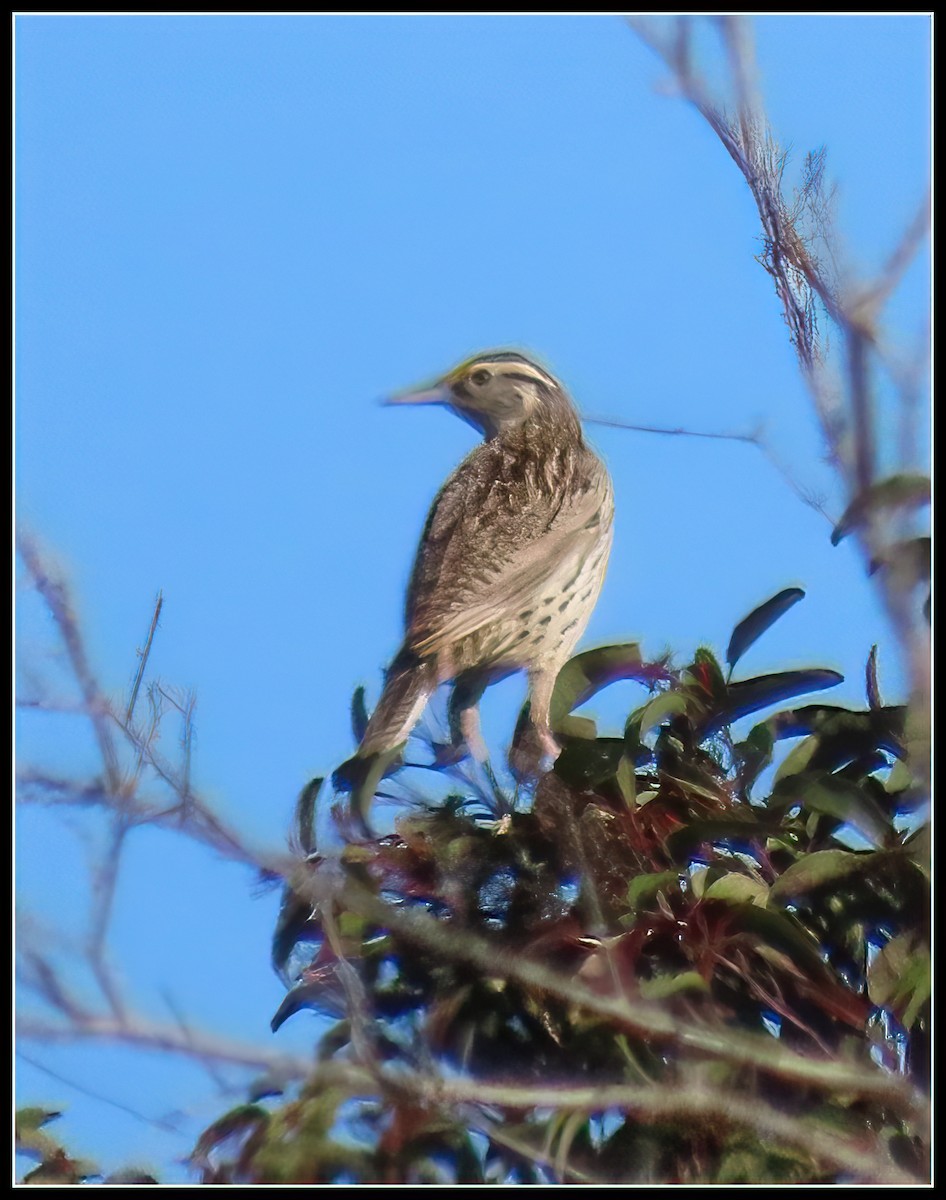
387;351;578;440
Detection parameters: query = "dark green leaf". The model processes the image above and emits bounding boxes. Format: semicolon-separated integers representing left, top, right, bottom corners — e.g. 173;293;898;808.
639;970;708;999
688;646;729;697
724;904;831;979
191;1105;270;1170
726;587;805;670
707;670;844;732
832;473;930;545
734;723;775;789
772;735;820;783
769;849;876;901
549;643;645;727
868;933;930;1026
271;891;319;983
626;869;680;913
636;690;690;737
772;773;891;846
553;736;624;788
292;777;321;857
333;744;404;837
271;976;346;1031
765;704;906;760
668;817;794;857
350;685;369;743
904;823;930;879
865;645;881;709
704;873;769;905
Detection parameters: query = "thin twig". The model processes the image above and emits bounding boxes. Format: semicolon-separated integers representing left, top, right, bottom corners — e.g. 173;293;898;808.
584;414;833;522
125;592;163;724
16;1049;184;1135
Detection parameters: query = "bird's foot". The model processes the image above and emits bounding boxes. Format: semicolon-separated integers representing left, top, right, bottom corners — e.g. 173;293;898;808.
509;723;560;781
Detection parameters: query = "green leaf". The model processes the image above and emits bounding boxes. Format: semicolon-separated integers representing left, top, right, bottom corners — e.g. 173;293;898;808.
734;723;775;789
868;933;930;1026
726;587;806;671
772;773;891;846
16;1108;62;1135
549;643;645;727
191;1106;270;1170
343;744;405;836
769;849;874;901
615;757;636;807
556;714;597;740
626;869;680;914
865;644;881;709
271;890;318;983
904;823;930;880
715;670;844;728
553;737;624;787
832;473;930;545
639;970;708;1000
636;690;689;738
704;873;769;906
727;905;830;978
292;777;321;857
668;817;793;857
687;646;728;699
772;735;820;783
271;977;346;1031
884;759;914;794
350;686;369;743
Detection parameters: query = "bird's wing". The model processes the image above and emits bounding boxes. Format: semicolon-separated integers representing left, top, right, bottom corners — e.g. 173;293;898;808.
404;444;612;659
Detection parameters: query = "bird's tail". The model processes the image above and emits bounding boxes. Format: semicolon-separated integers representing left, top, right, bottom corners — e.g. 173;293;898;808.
359;650;437;758
330;651;436;836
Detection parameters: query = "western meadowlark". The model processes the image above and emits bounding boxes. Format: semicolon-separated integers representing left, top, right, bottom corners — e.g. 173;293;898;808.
336;350;613;797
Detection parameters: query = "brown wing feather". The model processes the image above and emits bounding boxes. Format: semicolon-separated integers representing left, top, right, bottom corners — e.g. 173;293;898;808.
404;439;611;659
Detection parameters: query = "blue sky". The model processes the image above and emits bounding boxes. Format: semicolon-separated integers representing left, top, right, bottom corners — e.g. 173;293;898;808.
15;14;930;1181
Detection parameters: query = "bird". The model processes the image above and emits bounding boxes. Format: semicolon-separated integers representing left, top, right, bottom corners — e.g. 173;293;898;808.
334;350;614;808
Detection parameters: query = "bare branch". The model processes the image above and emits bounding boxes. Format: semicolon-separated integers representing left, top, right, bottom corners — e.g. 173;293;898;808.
17;530;122;793
853;190;932;319
16;1012;313;1081
424;1076;920;1187
86;820;130;1020
627;14;930;784
301;866;922;1114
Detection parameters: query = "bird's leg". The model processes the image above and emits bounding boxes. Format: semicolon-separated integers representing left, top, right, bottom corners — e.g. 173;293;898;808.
448;670;491;763
526;665;563;763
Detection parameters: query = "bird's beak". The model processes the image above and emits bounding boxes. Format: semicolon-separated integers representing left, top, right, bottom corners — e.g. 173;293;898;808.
383;380;451;407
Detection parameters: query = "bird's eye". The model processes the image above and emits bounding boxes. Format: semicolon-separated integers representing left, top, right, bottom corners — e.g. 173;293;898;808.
470;369;491;386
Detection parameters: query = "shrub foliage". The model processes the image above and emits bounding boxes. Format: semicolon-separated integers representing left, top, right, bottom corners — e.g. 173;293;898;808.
190;591;929;1185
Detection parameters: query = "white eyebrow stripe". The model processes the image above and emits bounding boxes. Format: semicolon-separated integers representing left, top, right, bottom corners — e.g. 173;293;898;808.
484;360;559;387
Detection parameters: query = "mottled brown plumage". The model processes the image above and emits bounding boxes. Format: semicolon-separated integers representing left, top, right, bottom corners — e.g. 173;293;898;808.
345;350;613;776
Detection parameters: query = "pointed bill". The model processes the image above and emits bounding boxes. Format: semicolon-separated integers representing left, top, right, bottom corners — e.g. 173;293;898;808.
383;382;450;407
